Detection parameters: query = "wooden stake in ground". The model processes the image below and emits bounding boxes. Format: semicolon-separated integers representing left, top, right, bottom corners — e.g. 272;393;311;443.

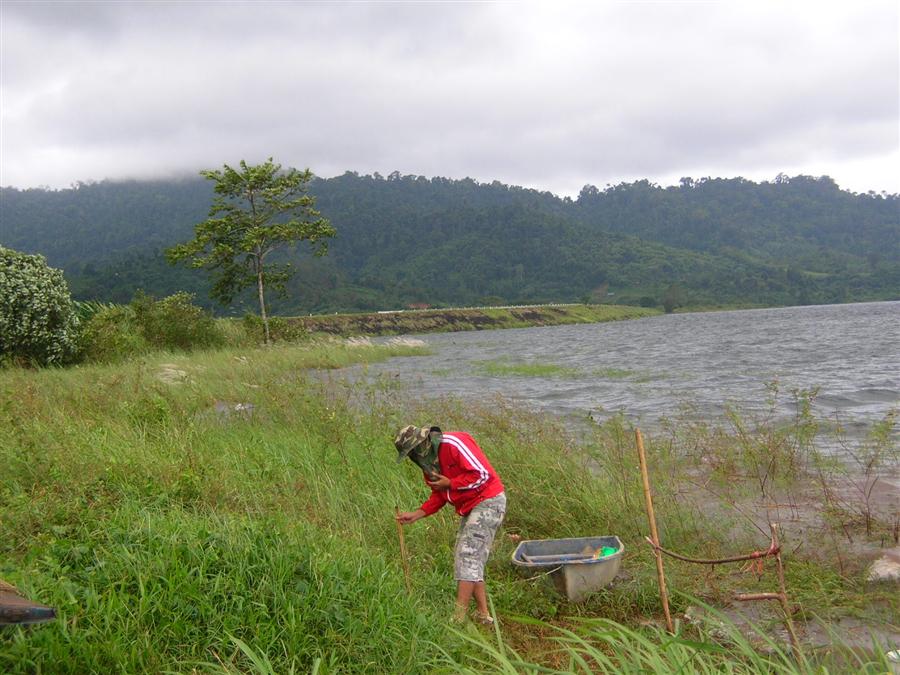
395;507;413;595
636;428;674;633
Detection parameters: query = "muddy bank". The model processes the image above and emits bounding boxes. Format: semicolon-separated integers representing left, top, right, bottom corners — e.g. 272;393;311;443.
290;304;658;337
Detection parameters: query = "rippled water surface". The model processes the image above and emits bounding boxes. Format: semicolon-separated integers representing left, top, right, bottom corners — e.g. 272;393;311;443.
363;301;899;434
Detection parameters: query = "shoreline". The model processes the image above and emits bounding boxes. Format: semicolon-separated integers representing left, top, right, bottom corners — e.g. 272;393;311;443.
277;299;900;338
286;303;659;337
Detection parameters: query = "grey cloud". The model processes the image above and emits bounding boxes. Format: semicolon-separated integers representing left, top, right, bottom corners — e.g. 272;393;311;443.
1;1;897;194
3;0;123;35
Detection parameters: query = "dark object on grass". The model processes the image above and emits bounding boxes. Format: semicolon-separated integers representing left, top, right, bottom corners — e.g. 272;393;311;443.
0;581;56;625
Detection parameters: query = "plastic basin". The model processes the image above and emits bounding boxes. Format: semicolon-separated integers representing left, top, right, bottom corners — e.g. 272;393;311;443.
511;536;624;602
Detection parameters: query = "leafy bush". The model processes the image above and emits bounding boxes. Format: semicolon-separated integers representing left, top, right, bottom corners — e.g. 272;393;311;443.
131;291;224;351
80;292;223;362
241;313;309;343
0;246;80;366
79;305;148;363
215;317;257;348
73;299;117;323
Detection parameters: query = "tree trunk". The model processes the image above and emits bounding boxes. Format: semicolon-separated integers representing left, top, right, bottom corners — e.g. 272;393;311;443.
256;255;270;345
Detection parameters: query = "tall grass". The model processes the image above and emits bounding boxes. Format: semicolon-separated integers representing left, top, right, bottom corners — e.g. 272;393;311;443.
1;343;895;672
440;603;895;673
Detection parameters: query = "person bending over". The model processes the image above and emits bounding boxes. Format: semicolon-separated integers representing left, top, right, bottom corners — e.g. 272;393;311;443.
394;424;507;625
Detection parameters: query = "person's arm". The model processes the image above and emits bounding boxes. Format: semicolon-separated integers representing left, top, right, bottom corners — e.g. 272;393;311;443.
396;508;426;525
398;471;449;525
418;487;447;515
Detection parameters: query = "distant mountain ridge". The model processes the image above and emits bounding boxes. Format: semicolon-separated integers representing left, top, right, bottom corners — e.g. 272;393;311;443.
1;172;897;313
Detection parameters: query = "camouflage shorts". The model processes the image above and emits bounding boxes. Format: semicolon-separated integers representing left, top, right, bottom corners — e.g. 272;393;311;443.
454;493;507;582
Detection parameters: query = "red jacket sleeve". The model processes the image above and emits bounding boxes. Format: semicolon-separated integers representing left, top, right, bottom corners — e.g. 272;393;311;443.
420;481;448;516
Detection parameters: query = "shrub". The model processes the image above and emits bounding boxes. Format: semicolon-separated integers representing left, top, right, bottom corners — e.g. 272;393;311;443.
242;313;309;343
79;305;148;363
0;246;80;366
80;292;224;362
131;291;224;351
73;299;117;323
216;317;257;348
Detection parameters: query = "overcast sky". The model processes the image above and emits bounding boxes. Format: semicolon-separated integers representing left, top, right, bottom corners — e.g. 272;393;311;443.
1;1;898;196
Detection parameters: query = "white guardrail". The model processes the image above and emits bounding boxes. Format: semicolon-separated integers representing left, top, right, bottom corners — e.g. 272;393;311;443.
376;303;579;314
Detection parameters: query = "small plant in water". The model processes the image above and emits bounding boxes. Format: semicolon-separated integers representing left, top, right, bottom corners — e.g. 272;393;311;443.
827;408;899;538
474;359;580;378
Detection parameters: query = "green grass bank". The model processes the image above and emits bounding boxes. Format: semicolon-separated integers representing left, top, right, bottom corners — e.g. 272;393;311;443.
289;304;658;337
1;341;896;673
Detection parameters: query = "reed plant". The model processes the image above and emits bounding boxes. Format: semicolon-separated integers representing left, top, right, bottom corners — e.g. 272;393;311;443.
438;600;895;674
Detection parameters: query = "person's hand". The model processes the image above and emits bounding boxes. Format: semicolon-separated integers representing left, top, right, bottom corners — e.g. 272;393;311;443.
396;509;425;525
426;473;451;490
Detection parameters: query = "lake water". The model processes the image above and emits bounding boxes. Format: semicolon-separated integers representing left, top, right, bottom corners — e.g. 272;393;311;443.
362;301;899;437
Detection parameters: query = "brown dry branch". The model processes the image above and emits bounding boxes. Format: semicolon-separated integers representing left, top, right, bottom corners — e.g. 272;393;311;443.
643;523;803;661
645;537;780;565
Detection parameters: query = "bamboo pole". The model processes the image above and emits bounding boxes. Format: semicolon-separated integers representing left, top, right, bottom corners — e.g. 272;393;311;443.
395;507;413;595
636;429;674;633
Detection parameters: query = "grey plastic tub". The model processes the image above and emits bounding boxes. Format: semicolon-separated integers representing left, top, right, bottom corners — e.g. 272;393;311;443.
511;536;624;602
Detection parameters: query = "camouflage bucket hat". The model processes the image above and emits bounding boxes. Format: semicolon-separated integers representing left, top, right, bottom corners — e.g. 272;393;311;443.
394;425;430;462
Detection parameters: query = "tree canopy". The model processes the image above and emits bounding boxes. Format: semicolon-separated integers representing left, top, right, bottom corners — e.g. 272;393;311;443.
165;159;335;340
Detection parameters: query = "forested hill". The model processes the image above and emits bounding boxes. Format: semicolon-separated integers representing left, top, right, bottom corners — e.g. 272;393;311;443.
1;172;898;314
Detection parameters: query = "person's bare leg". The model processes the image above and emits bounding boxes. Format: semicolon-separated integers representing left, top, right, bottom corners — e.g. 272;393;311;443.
455;580;476;621
473;581;489;618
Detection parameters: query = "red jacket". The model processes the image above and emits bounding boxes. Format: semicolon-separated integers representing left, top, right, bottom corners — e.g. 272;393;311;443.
419;431;505;517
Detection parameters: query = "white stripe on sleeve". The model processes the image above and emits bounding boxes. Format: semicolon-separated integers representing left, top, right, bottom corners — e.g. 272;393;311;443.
443;434;489;490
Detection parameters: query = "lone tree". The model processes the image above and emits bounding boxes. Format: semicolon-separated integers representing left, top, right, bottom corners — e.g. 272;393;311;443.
167;158;335;343
662;282;686;314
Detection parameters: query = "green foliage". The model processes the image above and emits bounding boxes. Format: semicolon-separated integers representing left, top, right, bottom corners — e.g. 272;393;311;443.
3;173;897;314
662;283;686;313
78;304;148;363
241;313;310;343
474;359;580;378
131;291;224;351
166;158;335;341
0;246;80;366
72;299;117;323
79;292;224;362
